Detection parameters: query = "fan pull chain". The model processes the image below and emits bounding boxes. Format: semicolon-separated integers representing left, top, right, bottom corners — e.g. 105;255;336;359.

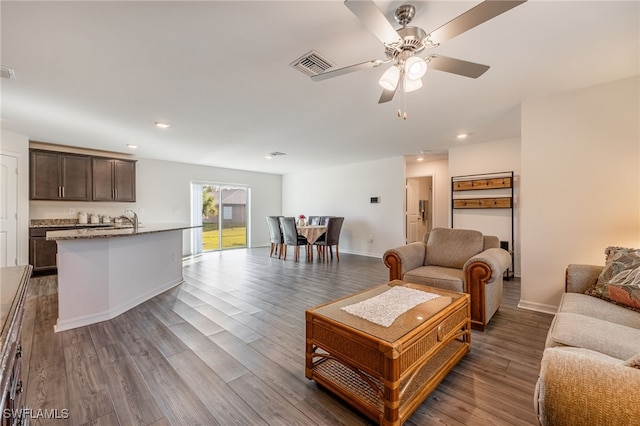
398;72;407;121
404;84;408;120
397;81;408;120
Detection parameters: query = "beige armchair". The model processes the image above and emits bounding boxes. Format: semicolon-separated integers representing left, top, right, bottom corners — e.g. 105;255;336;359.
383;228;511;330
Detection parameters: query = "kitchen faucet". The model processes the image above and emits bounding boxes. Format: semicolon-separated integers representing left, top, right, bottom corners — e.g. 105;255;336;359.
120;208;138;231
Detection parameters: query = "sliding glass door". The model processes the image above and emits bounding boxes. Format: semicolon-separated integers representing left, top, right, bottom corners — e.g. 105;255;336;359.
191;183;248;253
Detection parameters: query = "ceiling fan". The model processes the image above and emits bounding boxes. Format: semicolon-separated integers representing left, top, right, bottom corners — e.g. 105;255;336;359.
311;0;526;106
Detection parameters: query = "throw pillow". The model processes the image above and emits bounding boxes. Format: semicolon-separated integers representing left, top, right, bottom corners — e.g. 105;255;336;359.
585;246;640;311
624;352;640;369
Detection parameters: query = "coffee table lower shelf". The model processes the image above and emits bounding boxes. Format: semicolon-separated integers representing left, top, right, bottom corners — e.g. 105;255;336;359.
310;339;467;425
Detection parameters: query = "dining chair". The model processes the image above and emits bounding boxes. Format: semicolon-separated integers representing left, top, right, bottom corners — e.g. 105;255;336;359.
319;216;331;226
279;216;310;262
314;217;344;262
308;216;321;226
266;216;284;258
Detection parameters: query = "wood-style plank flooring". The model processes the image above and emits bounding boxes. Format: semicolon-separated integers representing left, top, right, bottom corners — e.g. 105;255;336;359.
23;248;553;425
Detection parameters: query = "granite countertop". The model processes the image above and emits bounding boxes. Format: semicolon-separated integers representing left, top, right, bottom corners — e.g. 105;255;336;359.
30;219;125;228
46;223;201;241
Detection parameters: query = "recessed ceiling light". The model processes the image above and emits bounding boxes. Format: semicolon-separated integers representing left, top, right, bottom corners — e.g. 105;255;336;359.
417;157;424;162
127;144;138;149
457;133;468;139
154;121;171;129
265;151;286;159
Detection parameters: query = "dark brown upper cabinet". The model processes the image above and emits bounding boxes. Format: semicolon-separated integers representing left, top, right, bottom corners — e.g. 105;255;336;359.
30;150;92;200
30;148;136;202
92;157;136;202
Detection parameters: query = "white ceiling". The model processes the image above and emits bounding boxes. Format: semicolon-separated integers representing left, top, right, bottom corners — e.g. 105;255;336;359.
1;1;638;174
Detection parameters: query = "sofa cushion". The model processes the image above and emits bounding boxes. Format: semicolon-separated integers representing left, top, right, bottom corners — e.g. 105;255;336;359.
624;352;640;369
585;246;640;311
425;228;483;269
536;346;640;426
556;292;640;329
547;312;640;360
403;266;465;293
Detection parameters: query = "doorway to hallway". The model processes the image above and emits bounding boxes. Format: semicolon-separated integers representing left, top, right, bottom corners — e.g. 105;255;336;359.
406;176;433;244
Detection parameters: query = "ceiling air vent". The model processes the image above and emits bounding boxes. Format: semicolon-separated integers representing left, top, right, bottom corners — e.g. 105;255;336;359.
290;51;334;77
1;66;16;80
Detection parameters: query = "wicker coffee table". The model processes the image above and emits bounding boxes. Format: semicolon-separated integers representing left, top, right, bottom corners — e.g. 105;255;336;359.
305;280;470;426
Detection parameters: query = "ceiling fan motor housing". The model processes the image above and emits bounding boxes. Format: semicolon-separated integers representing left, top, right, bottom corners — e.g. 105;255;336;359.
384;26;427;64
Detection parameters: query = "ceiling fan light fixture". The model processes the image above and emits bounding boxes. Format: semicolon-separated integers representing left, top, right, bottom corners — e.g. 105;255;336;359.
378;65;400;90
405;56;427;81
403;77;422;93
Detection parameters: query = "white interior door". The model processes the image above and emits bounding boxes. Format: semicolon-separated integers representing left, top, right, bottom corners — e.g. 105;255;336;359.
406;179;419;243
1;154;18;267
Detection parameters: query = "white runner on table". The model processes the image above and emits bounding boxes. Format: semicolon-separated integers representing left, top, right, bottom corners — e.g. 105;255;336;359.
341;286;440;327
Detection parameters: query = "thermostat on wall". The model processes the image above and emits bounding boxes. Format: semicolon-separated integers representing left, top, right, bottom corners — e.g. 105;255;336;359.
370;197;379;204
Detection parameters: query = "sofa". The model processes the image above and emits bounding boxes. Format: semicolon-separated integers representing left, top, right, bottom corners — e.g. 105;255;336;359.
535;248;640;426
383;228;511;330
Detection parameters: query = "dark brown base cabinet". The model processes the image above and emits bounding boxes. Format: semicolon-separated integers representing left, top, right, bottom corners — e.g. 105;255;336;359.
28;228;64;274
29;148;136;202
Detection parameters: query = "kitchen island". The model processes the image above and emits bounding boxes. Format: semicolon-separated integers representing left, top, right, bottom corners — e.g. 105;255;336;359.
47;223;200;332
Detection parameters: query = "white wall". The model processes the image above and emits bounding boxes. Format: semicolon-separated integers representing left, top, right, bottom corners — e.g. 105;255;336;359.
520;76;640;313
406;158;449;229
449;138;521;276
136;158;282;253
0;130;30;264
282;157;405;257
29;155;282;255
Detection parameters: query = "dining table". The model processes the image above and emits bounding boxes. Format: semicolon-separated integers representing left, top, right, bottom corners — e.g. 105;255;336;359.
297;225;327;261
297;225;327;244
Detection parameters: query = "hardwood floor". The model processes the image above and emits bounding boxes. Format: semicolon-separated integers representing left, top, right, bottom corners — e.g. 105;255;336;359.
23;248;553;425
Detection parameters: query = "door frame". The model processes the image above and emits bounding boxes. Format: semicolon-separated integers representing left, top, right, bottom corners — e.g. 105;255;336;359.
0;150;26;267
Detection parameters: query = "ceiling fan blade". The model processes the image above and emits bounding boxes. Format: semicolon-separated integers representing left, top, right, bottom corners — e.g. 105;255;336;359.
311;59;389;82
378;69;402;104
345;0;402;45
427;55;490;79
428;0;526;45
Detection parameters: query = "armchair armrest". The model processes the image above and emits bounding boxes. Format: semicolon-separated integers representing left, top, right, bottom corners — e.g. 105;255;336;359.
383;242;426;281
462;248;511;330
535;347;640;426
565;264;603;293
463;248;511;284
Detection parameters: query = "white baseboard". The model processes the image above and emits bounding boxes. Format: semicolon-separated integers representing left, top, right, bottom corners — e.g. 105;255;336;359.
517;300;557;315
